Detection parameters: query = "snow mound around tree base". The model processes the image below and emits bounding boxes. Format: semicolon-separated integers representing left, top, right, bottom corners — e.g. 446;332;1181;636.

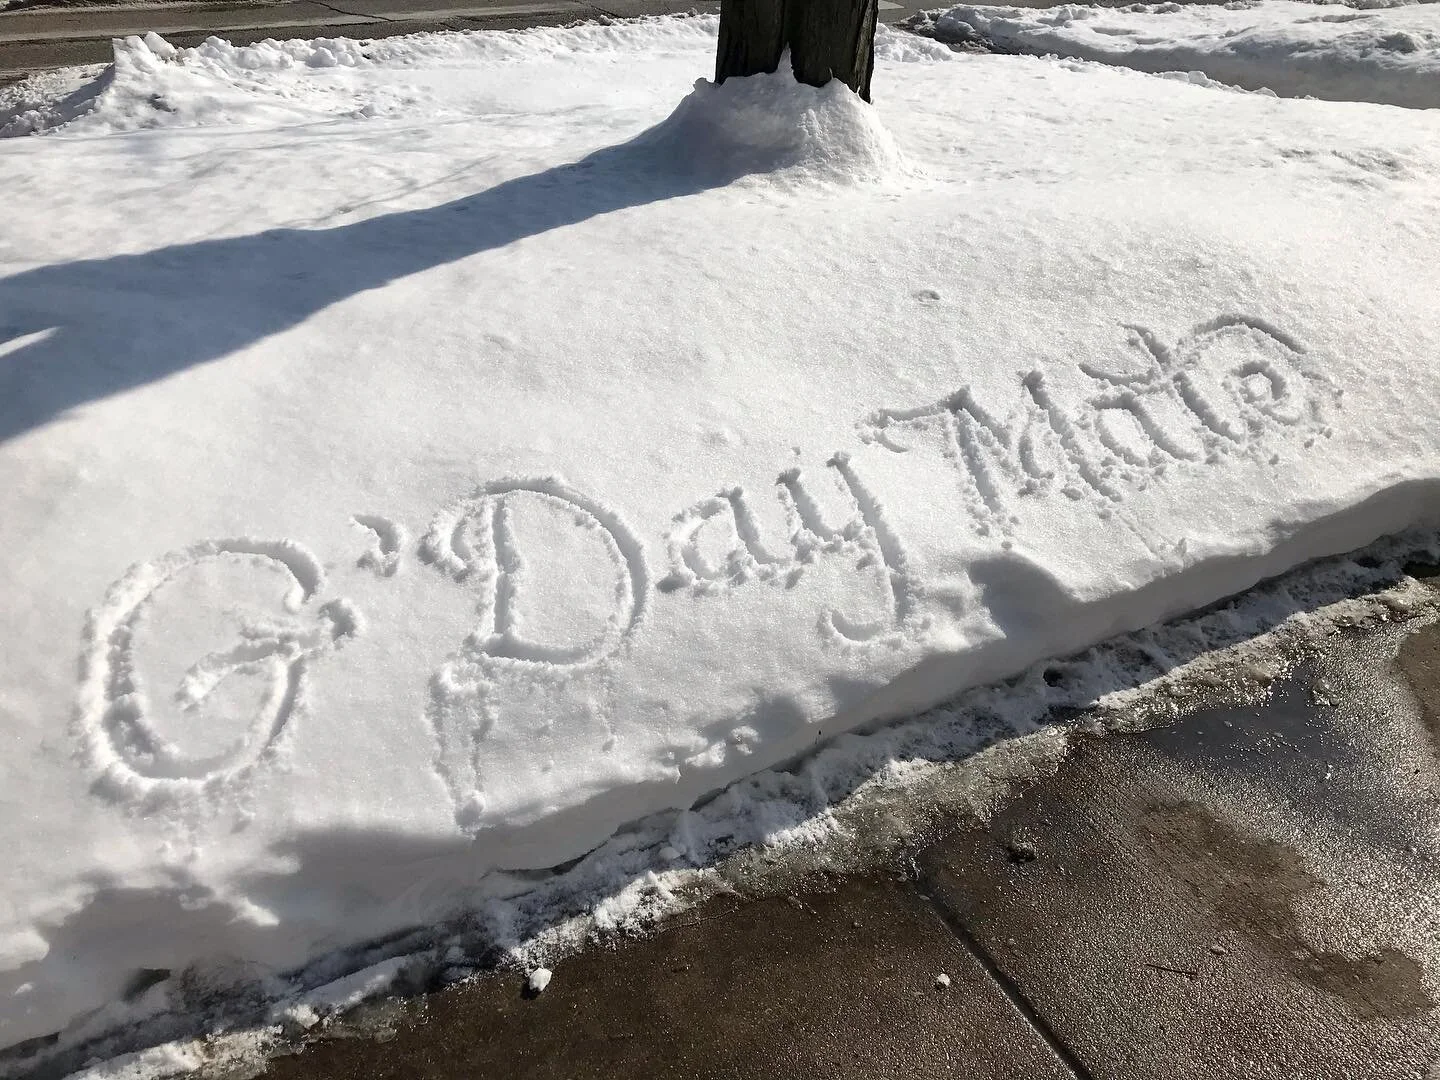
641;67;906;184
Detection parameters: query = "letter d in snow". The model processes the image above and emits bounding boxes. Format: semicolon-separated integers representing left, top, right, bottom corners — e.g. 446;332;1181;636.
420;477;649;832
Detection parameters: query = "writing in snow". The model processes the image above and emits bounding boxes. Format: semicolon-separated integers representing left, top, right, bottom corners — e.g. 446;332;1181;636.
76;314;1334;824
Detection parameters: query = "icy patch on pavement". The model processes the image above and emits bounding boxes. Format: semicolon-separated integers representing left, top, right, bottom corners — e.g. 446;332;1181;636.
925;0;1440;108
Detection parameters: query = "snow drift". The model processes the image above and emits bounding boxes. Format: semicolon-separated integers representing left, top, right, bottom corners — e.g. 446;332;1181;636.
1;13;1440;1072
925;0;1440;108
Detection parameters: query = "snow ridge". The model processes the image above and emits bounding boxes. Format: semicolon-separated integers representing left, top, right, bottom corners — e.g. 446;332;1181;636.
927;0;1440;108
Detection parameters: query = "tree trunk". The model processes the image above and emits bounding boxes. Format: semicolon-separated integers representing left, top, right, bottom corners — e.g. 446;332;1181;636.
715;0;878;102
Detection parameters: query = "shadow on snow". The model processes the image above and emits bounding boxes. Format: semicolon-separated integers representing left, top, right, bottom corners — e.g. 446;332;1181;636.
0;117;739;444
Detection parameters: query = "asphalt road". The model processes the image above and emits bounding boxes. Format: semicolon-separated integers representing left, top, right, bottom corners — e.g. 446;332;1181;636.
0;0;924;80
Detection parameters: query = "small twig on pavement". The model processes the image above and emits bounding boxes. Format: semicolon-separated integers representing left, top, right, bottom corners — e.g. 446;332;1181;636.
1144;962;1200;980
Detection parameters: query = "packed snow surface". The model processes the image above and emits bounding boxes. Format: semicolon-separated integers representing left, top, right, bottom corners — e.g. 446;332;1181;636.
2;12;1440;1067
926;0;1440;107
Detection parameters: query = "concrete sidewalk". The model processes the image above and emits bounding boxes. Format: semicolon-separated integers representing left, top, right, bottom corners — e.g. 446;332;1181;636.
249;571;1440;1080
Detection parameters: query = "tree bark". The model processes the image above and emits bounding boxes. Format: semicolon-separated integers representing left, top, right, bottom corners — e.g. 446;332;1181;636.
715;0;878;102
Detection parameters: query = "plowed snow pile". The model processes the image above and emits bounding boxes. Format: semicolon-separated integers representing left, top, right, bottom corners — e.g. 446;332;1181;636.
2;15;1439;1073
924;0;1440;107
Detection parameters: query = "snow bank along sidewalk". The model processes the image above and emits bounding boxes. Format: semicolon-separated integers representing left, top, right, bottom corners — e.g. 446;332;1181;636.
2;13;1440;1070
924;0;1440;108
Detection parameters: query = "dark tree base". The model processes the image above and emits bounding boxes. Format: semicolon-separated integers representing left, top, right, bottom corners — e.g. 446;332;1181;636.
715;0;879;102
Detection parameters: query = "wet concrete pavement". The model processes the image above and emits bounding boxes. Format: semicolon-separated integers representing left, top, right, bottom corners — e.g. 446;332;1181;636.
253;577;1440;1080
921;674;1440;1078
262;876;1076;1080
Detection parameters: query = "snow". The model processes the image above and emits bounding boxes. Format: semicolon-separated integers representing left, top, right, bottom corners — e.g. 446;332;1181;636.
1;11;1439;1072
527;967;553;994
282;955;412;1016
636;69;906;183
0;63;111;138
923;0;1440;108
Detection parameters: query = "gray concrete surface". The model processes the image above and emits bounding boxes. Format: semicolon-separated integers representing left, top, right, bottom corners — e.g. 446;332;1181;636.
264;877;1077;1080
250;574;1440;1080
921;669;1440;1078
